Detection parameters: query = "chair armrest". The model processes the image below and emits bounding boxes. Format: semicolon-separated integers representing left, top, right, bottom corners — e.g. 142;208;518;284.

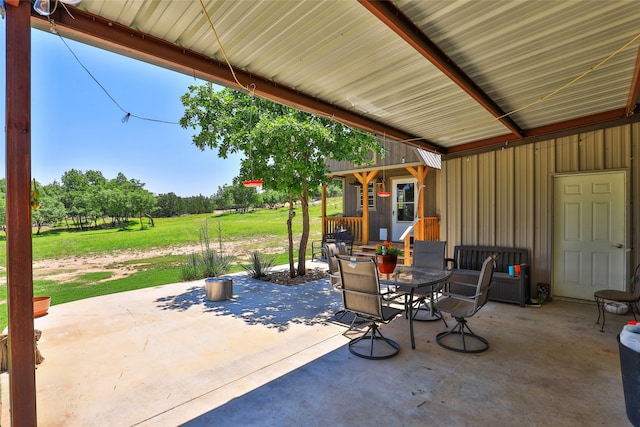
444;280;477;291
439;292;478;303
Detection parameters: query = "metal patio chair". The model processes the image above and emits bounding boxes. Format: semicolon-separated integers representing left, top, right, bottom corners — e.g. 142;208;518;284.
434;254;496;353
337;256;403;359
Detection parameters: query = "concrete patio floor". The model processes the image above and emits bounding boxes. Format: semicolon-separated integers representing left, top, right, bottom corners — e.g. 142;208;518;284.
1;262;634;426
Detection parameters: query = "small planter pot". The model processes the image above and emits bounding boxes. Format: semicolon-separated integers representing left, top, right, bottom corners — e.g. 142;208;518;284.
33;296;51;317
204;278;233;302
375;254;398;275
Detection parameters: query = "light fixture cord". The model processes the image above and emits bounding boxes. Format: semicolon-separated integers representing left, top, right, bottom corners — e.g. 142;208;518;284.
199;0;246;92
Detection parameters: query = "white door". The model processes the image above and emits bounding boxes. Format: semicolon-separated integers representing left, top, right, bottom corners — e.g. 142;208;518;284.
391;178;416;241
552;172;626;300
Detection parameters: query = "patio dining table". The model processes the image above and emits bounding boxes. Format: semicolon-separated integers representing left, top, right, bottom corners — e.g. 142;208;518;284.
380;266;452;349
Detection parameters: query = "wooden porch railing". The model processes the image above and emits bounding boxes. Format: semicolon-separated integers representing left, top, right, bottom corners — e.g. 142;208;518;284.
413;217;440;241
322;217;364;243
322;216;440;249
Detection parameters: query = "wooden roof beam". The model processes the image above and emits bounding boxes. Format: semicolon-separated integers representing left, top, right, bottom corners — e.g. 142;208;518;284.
445;108;637;157
626;46;640;117
359;0;524;140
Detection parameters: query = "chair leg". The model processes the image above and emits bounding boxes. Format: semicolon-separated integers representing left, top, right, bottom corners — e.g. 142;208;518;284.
594;296;606;332
630;302;639;322
411;297;448;327
436;317;489;353
335;310;364;334
348;323;400;360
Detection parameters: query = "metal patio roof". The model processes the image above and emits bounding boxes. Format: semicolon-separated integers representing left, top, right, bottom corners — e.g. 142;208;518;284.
29;0;640;157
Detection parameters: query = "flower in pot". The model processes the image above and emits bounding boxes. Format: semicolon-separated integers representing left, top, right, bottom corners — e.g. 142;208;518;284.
375;241;402;256
375;241;401;274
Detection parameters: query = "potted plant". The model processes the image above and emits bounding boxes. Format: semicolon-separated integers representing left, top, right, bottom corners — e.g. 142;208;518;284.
33;296;51;317
375;241;401;274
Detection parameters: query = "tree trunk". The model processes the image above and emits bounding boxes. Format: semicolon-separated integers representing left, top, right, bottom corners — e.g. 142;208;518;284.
297;186;309;277
287;194;296;278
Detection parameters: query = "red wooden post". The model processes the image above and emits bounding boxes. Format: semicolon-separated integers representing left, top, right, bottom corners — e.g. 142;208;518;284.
6;1;38;425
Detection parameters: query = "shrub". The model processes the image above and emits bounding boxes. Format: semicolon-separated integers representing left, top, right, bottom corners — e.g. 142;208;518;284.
242;251;276;279
181;252;201;281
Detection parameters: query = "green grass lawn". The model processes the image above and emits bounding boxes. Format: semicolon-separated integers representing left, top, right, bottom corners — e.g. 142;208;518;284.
0;198;343;329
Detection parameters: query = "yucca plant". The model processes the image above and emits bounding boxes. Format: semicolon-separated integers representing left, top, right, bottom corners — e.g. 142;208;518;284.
242;250;276;279
180;220;234;280
201;248;233;278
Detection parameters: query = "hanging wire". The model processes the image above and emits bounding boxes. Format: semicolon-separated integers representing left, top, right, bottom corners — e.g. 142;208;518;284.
198;0;246;92
54;30;179;125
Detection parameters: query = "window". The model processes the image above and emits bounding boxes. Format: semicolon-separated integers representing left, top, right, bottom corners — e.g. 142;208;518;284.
357;182;375;211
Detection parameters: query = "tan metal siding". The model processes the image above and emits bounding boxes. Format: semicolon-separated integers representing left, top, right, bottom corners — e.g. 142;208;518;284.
477;152;496;245
555;135;580;173
604;125;632;169
515;145;534;249
533;139;556;287
442;122;635;294
632;122;640;270
461;156;479;244
442;159;462;258
495;148;515;246
580;131;604;171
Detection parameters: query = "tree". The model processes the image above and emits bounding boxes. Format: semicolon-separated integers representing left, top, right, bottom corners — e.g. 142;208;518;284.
326;180;343;198
60;169;91;229
262;189;288;209
130;188;157;229
181;84;381;277
212;185;235;211
155;192;185;217
183;194;211;214
32;194;66;235
230;182;261;213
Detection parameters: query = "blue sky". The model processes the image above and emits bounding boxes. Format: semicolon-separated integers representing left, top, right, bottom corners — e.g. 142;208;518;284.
1;20;242;197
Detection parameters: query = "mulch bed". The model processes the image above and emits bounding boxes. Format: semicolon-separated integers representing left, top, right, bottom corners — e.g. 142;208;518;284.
261;268;328;285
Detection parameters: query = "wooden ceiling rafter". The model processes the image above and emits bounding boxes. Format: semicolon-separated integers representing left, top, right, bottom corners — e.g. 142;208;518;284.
626;46;640;117
445;108;638;157
359;0;524;141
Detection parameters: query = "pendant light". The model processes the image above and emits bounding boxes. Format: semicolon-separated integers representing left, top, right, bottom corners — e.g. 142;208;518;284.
243;84;264;188
377;133;390;198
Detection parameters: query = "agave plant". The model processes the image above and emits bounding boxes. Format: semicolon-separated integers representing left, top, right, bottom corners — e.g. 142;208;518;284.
242;250;276;279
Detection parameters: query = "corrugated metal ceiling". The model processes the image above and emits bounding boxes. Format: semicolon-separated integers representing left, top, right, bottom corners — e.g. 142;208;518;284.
33;0;640;155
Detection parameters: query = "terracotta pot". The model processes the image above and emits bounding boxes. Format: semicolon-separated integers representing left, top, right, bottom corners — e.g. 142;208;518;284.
375;254;397;274
33;296;51;318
